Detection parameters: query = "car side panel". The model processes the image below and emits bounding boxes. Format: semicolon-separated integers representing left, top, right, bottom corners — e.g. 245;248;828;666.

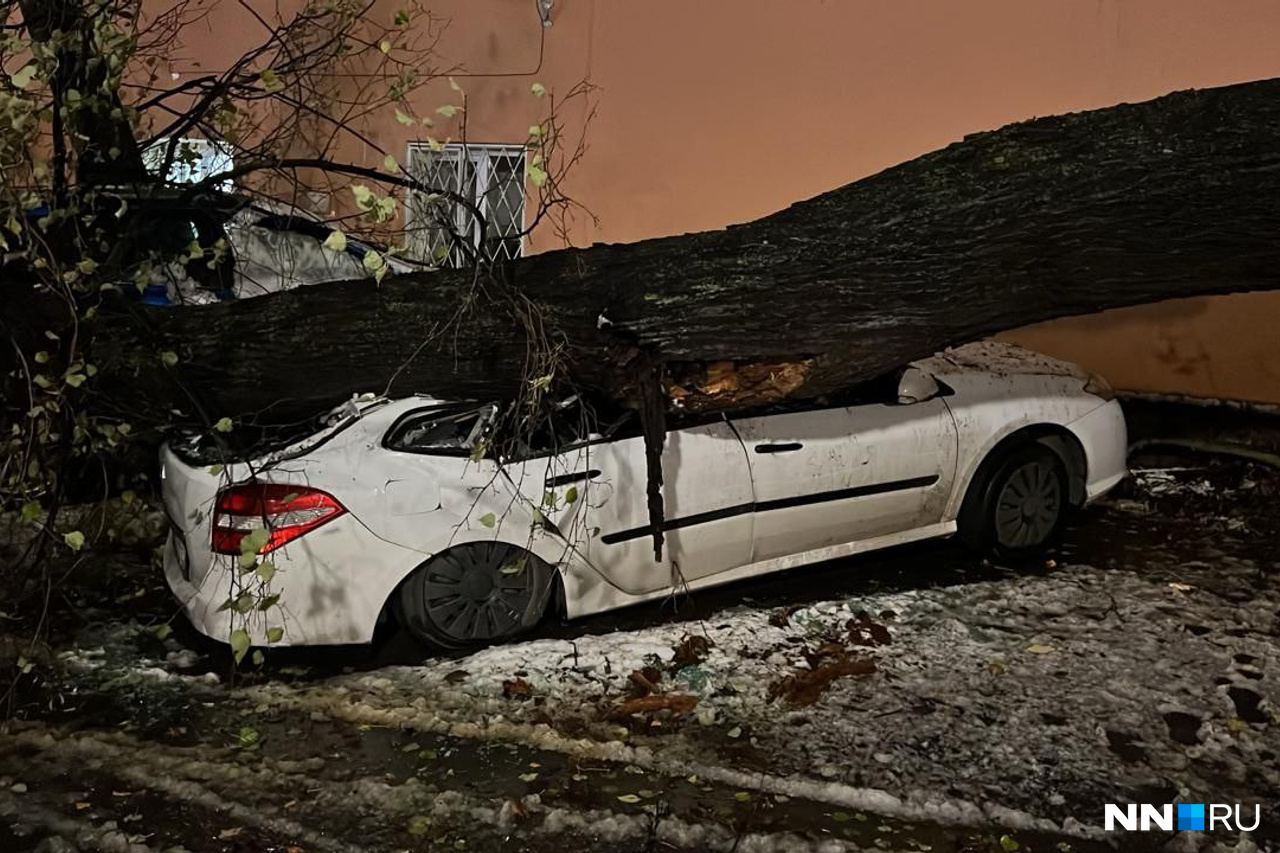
730;399;957;561
558;421;755;594
939;372;1117;519
1067;399;1128;502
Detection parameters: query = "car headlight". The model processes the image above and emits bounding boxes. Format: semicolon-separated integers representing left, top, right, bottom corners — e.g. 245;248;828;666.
1083;371;1115;401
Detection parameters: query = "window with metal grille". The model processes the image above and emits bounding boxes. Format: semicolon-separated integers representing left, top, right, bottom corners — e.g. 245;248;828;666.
405;143;526;267
143;137;235;191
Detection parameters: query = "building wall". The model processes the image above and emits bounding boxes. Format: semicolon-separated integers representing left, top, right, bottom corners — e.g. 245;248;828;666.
174;0;1280;402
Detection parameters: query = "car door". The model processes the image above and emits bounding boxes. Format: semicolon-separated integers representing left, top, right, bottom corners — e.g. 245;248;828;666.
510;413;755;595
730;375;957;562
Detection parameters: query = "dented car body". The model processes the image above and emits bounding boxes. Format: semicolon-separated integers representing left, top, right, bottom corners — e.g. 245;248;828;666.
160;343;1127;649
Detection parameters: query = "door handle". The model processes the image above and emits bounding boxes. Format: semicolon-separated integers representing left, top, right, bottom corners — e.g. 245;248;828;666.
545;469;601;487
755;443;803;454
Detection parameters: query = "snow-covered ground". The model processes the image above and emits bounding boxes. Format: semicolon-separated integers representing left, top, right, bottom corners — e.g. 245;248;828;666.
3;461;1279;852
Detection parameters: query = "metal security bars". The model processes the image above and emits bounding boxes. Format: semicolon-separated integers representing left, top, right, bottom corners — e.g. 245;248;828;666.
405;142;527;267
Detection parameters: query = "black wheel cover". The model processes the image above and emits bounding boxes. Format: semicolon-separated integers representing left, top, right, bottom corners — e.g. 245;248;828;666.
993;459;1062;549
403;542;547;647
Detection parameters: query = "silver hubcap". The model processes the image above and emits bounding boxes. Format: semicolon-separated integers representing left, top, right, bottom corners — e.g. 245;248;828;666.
994;461;1061;548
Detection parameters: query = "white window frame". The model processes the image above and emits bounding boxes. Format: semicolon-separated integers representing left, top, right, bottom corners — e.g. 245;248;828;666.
405;142;527;267
143;137;235;191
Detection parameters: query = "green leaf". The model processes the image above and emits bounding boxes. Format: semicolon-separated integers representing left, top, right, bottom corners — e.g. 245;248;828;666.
733;791;751;802
256;593;281;611
229;628;251;663
260;68;283;93
518;772;538;782
76;258;98;275
11;65;37;90
20;502;41;522
435;104;461;118
160;351;179;368
478;512;496;528
395;108;416;127
379;39;392;54
322;230;348;254
64;373;86;388
266;626;284;644
1000;836;1021;852
251;649;265;666
362;250;385;273
154;624;173;641
63;530;85;552
527;163;548;188
213;417;233;433
240;527;271;555
831;811;851;823
530;82;546;97
256;561;276;583
564;486;578;504
33;351;48;364
237;725;260;748
351;184;375;208
207;464;225;476
406;815;431;837
383;154;400;174
616;794;641;804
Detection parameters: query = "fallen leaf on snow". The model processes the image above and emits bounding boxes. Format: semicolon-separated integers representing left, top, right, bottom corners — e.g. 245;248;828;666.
1169;582;1195;592
605;693;699;722
846;611;892;646
627;666;663;697
768;656;876;707
502;677;533;699
218;827;243;840
1025;644;1055;654
671;634;713;669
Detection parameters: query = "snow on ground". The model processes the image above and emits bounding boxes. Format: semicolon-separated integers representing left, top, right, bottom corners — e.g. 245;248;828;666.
251;551;1277;838
8;462;1279;851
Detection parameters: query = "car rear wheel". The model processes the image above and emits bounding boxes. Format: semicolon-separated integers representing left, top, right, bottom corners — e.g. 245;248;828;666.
959;443;1067;559
394;542;554;651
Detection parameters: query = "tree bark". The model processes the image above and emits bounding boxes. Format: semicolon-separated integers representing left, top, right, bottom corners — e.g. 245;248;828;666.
94;77;1280;428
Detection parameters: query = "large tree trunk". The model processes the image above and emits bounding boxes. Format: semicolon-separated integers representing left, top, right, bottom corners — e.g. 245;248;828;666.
96;77;1280;428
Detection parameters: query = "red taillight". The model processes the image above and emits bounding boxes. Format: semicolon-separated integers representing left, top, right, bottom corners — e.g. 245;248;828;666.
211;483;346;555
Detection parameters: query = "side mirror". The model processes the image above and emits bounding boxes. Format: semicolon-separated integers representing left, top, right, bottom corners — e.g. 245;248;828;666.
897;368;941;405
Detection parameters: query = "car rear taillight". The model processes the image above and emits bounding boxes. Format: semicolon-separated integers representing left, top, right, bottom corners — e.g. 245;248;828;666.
211;483;346;555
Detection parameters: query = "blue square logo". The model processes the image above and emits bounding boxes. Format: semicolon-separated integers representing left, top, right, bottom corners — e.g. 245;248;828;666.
1178;804;1205;831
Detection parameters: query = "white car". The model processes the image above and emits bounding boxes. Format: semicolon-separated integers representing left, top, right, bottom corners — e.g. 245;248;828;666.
160;342;1127;650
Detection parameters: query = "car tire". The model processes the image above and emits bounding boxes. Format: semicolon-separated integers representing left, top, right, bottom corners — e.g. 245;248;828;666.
394;542;555;651
958;442;1068;560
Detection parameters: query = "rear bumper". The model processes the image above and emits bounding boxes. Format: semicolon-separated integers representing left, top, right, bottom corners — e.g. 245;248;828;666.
164;514;424;647
1068;399;1128;504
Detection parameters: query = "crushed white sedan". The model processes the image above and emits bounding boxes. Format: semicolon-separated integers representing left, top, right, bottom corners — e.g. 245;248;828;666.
160;342;1127;650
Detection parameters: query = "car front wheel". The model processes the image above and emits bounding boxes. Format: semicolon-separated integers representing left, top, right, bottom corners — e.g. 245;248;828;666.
959;442;1067;559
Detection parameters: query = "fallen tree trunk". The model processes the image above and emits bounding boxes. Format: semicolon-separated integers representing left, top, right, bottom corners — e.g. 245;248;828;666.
96;77;1280;428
